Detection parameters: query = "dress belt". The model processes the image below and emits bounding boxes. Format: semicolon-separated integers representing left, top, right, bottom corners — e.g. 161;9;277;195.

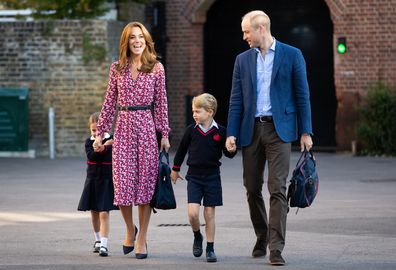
118;105;152;111
255;116;273;123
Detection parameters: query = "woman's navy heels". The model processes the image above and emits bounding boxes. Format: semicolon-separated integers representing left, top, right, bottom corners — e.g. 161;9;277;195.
123;225;138;255
135;243;148;259
122;245;134;255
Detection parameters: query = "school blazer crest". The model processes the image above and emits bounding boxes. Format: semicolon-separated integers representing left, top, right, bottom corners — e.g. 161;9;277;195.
227;41;313;147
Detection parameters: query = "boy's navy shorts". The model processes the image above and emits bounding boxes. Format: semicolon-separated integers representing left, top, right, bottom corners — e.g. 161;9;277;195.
186;173;223;206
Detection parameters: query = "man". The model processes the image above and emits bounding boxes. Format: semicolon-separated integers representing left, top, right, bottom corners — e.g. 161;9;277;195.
225;10;313;265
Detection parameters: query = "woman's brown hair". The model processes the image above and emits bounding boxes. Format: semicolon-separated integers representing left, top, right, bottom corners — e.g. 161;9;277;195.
117;22;158;73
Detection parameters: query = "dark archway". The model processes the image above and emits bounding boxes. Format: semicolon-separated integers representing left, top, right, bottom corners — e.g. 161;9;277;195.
204;0;337;148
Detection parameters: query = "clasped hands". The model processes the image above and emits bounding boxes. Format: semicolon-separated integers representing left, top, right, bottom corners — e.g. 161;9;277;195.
225;136;237;152
93;135;114;152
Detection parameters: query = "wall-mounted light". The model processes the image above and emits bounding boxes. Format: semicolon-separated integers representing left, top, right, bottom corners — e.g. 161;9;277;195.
337;37;347;54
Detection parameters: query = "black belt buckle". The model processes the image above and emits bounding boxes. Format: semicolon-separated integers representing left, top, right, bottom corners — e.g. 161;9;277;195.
256;116;273;123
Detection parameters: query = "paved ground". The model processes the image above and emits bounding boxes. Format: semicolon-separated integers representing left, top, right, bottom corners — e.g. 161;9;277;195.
1;152;396;270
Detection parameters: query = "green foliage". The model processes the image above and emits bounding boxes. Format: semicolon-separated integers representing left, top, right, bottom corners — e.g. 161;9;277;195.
82;33;106;64
43;21;55;36
357;82;396;156
1;0;148;19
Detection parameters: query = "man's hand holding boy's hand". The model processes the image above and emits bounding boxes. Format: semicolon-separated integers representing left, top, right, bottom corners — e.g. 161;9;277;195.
171;170;184;184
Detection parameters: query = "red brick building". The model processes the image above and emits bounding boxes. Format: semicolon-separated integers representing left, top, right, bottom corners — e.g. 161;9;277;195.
164;0;396;151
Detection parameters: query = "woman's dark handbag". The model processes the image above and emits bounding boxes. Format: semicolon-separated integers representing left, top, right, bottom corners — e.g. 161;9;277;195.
287;150;319;210
150;151;176;212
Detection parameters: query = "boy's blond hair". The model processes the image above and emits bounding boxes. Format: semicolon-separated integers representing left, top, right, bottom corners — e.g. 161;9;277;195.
192;93;218;116
88;112;100;129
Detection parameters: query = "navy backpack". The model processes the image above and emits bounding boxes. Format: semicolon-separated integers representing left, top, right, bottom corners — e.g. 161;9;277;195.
287;150;319;210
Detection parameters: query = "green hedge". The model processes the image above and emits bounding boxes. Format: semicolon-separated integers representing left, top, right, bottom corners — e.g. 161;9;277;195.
357;82;396;156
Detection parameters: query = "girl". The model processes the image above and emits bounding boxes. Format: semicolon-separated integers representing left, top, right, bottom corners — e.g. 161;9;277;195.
78;112;118;257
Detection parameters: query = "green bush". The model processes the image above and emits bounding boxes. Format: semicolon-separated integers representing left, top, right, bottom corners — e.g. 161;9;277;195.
357;82;396;156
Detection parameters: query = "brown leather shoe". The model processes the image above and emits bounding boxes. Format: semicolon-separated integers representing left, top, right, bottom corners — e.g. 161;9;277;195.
252;239;267;257
269;250;285;265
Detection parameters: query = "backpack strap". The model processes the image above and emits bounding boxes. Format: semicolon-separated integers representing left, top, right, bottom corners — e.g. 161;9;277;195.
294;151;307;169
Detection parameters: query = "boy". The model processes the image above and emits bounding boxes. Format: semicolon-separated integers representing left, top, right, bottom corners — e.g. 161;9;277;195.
171;93;236;262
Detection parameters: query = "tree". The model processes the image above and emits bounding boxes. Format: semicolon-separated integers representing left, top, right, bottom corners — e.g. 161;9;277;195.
1;0;147;19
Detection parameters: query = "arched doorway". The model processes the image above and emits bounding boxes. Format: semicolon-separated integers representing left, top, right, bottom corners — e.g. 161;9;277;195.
204;0;337;148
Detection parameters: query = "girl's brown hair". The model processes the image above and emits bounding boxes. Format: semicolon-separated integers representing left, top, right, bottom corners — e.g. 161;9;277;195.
117;22;158;73
88;112;100;129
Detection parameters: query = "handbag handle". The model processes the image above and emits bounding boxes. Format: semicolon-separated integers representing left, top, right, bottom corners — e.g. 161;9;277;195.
159;150;169;165
294;149;315;169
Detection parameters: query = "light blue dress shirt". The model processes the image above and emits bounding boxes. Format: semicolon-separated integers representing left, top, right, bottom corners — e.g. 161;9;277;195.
255;38;276;117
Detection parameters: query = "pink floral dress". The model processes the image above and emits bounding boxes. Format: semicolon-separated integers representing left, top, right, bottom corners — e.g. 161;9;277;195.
96;61;170;206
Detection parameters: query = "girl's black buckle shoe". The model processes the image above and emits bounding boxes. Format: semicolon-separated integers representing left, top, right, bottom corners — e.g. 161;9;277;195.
93;241;101;253
99;246;108;257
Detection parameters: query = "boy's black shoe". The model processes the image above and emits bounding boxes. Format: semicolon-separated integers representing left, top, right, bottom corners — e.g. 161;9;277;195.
206;250;217;262
252;238;267;258
269;250;285;265
192;234;203;257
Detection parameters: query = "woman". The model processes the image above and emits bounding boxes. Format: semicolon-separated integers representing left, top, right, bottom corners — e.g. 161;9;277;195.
93;22;171;259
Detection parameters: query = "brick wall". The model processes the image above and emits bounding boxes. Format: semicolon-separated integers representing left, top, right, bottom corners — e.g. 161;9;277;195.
118;1;147;23
0;20;124;157
326;0;396;149
166;0;396;151
166;0;205;148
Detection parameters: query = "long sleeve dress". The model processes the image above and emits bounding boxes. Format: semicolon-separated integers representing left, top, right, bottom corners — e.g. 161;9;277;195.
96;61;170;206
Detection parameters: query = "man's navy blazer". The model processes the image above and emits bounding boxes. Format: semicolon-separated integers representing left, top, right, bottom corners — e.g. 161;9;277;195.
227;41;313;147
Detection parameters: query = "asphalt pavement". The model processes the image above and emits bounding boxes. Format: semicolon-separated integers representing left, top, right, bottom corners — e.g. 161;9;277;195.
1;151;396;270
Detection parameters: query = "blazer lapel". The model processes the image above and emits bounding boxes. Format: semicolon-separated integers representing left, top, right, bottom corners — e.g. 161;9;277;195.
271;42;285;85
249;49;258;96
